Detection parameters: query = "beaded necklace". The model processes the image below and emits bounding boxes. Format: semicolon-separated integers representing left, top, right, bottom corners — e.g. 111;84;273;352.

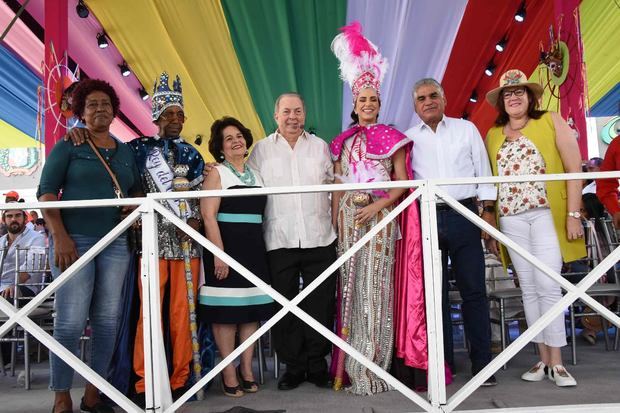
222;160;256;186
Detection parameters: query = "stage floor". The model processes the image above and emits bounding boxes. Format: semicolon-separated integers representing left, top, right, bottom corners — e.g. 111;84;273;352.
1;332;619;412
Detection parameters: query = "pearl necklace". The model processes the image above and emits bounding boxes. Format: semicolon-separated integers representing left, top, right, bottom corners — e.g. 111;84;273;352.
223;160;256;186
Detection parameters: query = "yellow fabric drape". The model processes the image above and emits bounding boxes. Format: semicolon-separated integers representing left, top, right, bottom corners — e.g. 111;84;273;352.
580;0;620;107
0;119;42;149
529;66;560;113
85;0;265;161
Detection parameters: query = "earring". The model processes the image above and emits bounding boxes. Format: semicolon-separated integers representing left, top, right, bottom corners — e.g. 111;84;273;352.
244;150;249;156
219;154;224;161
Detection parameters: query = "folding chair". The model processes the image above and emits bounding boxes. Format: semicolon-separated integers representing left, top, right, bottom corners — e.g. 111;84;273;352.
0;245;52;389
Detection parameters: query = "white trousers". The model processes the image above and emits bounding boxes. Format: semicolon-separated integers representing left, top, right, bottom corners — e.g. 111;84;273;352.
500;208;567;347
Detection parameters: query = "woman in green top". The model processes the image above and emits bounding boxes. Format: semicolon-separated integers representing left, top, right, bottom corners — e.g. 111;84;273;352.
38;79;141;413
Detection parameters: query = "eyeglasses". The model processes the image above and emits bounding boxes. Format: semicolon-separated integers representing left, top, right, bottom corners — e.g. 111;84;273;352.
502;88;526;99
159;112;187;122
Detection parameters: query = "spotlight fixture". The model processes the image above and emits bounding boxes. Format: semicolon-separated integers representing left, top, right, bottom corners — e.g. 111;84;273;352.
139;88;149;101
469;91;478;103
194;134;203;146
119;62;131;77
97;33;108;49
485;61;496;77
515;1;526;22
495;37;507;52
76;0;89;18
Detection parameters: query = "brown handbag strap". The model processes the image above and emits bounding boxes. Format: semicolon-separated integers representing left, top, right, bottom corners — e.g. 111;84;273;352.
85;137;123;198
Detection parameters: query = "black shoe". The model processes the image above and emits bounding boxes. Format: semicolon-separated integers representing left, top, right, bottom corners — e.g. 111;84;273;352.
480;375;498;387
307;371;332;388
132;393;145;409
472;364;498;387
277;371;305;390
79;398;114;413
171;386;188;401
237;366;258;393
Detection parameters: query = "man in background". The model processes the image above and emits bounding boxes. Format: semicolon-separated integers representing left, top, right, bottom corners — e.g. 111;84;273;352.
597;137;620;228
0;204;47;363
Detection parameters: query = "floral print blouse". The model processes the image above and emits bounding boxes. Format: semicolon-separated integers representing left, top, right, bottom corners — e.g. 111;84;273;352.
497;135;550;216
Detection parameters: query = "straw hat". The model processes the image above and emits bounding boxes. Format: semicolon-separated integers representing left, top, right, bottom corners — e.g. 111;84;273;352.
485;69;543;106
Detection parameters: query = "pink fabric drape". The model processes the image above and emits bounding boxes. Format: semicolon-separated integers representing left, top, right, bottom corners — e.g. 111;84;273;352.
393;148;428;370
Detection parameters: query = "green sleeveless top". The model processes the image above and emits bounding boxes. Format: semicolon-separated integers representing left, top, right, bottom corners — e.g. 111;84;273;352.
486;112;585;263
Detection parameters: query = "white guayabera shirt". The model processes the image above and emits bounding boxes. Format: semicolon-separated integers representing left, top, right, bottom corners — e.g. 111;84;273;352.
247;131;336;251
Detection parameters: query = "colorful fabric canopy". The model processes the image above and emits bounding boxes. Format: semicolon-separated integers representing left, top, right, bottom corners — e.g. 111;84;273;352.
2;0;618;161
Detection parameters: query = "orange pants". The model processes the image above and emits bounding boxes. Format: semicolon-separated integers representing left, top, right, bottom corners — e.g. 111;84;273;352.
134;258;200;392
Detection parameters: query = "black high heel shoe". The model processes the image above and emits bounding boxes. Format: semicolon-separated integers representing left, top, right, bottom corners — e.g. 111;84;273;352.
236;365;259;393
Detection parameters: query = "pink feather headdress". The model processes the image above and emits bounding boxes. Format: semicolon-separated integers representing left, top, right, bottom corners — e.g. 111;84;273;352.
331;22;388;100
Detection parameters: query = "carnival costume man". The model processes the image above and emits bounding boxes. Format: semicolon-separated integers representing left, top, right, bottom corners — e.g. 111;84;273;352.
131;72;205;399
328;22;428;395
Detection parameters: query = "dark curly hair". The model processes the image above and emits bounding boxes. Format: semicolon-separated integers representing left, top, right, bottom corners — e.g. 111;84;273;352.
493;87;546;126
209;117;253;161
71;78;120;120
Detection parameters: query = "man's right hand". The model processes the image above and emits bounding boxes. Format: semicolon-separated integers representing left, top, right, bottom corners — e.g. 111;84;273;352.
64;128;89;146
53;233;79;271
613;211;620;229
202;162;218;178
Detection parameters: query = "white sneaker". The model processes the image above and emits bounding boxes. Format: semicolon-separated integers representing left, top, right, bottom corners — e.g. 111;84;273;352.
521;361;547;382
548;365;577;387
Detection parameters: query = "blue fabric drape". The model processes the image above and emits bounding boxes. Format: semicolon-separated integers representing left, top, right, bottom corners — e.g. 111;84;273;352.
0;44;41;140
590;83;620;117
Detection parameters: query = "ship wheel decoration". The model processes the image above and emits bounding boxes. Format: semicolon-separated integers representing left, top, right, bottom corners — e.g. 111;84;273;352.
43;43;81;134
538;13;584;140
538;14;581;109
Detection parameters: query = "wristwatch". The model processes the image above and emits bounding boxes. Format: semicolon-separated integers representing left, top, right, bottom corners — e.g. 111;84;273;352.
482;205;496;213
567;211;582;219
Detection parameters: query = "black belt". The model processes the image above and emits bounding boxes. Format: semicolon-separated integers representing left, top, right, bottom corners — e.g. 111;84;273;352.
435;197;477;211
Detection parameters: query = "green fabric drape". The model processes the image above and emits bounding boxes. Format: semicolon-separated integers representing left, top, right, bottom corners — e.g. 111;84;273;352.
222;0;346;141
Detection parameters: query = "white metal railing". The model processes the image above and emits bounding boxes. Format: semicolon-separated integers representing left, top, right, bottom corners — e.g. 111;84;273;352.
0;171;619;413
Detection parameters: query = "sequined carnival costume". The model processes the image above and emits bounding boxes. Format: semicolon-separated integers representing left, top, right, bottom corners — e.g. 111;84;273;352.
131;72;206;396
330;123;412;395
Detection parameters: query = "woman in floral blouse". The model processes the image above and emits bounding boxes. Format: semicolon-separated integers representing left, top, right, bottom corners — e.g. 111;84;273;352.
485;70;585;387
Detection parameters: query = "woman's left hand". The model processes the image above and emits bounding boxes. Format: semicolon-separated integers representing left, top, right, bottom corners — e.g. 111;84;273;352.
214;257;229;280
566;216;584;240
355;203;381;226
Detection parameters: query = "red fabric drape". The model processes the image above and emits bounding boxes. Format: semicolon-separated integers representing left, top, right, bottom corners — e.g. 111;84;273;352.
555;0;588;158
44;0;68;155
442;0;554;137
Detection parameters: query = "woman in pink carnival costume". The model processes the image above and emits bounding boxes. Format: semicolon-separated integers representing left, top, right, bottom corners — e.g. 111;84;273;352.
328;22;444;395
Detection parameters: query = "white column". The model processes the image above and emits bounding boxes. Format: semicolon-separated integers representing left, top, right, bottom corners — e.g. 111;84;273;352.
419;182;446;411
141;199;172;412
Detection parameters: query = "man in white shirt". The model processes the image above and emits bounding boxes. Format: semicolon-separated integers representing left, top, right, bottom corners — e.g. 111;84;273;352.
247;92;337;390
0;206;47;298
405;78;498;386
0;205;47;363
